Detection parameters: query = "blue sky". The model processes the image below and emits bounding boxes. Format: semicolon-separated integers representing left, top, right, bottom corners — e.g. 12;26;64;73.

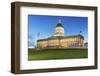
28;15;88;48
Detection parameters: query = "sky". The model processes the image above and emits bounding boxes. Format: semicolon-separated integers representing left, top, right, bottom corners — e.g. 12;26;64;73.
28;15;88;48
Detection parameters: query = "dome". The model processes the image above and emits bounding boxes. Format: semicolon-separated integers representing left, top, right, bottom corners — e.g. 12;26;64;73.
53;19;64;37
56;19;63;28
56;23;63;27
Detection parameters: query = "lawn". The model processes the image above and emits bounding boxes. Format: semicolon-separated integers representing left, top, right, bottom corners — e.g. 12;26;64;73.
28;48;88;61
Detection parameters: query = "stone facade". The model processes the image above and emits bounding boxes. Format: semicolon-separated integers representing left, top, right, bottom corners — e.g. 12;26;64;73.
37;35;84;48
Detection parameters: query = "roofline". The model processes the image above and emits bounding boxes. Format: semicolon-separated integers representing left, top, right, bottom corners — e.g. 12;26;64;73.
37;34;84;41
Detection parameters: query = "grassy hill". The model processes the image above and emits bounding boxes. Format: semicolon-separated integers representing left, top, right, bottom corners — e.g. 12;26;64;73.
28;48;88;61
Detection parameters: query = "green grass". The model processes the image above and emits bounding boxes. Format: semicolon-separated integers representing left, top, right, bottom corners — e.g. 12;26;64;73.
28;48;88;61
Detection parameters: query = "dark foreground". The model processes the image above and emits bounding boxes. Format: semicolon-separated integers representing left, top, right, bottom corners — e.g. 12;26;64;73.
28;48;88;61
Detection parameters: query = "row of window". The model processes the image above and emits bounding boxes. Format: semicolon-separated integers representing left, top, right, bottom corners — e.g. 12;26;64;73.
38;41;84;48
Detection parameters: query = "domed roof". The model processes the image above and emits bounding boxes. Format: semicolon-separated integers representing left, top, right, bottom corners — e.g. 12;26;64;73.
56;19;63;27
56;23;63;27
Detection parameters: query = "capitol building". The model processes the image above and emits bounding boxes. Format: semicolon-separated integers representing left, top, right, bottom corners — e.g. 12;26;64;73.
37;20;85;49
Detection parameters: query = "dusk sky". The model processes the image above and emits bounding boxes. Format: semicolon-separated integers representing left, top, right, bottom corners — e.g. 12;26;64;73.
28;15;88;48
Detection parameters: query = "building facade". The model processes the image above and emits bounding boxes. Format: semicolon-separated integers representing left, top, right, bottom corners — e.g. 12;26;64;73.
37;20;85;49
